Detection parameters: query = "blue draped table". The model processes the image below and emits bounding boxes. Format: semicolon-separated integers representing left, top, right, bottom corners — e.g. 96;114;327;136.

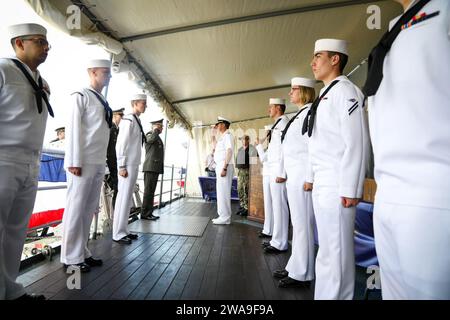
198;176;239;201
38;153;66;182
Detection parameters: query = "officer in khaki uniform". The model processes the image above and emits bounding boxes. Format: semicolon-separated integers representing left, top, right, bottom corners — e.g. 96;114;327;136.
141;119;165;220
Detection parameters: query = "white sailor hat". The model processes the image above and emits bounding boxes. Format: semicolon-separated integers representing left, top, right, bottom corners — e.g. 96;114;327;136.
7;23;47;40
215;116;231;125
269;98;286;105
291;77;316;88
130;93;148;101
55;127;65;132
87;59;111;69
150;118;164;125
314;38;348;55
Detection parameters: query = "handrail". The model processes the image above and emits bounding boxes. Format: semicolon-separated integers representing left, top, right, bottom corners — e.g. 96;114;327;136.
33;151;186;241
37;185;67;191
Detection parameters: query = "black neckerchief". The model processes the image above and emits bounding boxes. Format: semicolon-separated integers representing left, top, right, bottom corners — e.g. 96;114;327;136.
87;89;113;128
267;117;283;143
362;0;430;96
132;114;146;145
302;80;340;137
281;106;309;143
10;59;54;117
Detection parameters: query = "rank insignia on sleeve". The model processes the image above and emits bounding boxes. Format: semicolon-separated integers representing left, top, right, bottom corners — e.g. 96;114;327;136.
348;101;359;115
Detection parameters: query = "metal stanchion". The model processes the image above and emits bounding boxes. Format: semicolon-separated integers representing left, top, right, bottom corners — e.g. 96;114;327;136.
170;165;174;203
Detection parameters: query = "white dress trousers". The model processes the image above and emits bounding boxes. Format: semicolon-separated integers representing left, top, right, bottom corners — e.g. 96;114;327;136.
0;161;40;300
214;163;234;224
268;175;289;251
312;186;355;300
113;166;139;240
267;116;289;251
374;202;450;299
262;175;273;236
284;173;315;281
256;144;273;236
60;164;105;265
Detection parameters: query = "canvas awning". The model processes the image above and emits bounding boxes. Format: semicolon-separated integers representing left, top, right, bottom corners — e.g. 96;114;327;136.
25;0;402;130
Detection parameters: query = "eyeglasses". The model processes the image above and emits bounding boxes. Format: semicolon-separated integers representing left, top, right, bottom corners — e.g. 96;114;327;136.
21;37;51;50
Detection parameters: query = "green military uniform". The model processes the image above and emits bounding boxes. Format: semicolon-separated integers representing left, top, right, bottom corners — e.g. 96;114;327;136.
141;129;164;218
106;124;119;208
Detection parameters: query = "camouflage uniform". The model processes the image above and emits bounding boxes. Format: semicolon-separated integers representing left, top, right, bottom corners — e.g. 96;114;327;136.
237;168;249;210
236;144;257;211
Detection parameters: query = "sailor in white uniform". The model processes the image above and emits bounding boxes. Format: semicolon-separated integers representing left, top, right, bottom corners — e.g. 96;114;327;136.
364;0;450;299
305;39;369;300
212;117;234;225
273;77;317;288
61;59;113;272
255;126;274;239
0;23;52;301
261;98;290;254
112;94;147;244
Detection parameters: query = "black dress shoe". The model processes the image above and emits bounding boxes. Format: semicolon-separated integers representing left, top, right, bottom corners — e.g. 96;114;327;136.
127;233;138;240
14;293;46;300
85;256;103;267
258;232;271;238
63;262;91;273
113;236;132;244
141;215;159;221
261;241;271;247
278;276;311;288
264;245;287;254
141;215;158;221
273;269;289;279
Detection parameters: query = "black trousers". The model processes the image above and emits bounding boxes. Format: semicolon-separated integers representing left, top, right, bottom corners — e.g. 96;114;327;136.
105;170;118;209
141;171;159;218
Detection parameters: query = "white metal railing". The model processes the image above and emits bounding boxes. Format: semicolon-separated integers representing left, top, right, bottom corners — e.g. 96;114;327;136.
24;147;187;263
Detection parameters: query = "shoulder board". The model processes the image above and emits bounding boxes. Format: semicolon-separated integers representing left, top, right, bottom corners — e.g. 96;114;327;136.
71;92;84;96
